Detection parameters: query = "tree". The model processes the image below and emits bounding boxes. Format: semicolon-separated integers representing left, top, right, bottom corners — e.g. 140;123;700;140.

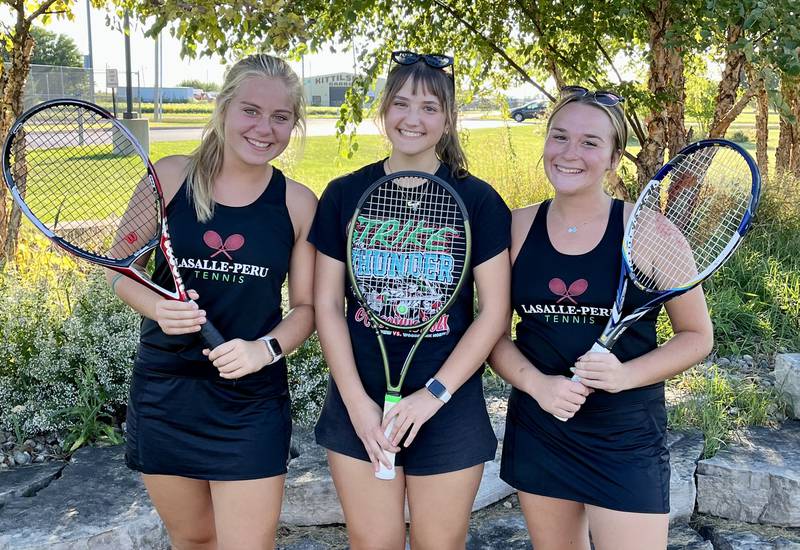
119;0;800;186
29;25;83;67
178;79;220;91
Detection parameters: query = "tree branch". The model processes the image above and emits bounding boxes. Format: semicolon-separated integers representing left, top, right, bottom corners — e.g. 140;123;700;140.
431;0;556;101
25;0;61;25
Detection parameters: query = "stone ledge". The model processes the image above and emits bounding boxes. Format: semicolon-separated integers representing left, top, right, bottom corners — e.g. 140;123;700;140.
697;421;800;527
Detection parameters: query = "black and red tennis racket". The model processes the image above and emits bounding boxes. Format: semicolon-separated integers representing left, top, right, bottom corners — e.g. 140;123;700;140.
2;99;225;349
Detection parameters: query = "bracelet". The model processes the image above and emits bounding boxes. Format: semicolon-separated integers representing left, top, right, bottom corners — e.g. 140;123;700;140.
110;273;124;293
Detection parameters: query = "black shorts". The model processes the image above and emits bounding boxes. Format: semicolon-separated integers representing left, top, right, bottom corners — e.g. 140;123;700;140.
315;373;497;476
500;387;670;514
125;369;292;480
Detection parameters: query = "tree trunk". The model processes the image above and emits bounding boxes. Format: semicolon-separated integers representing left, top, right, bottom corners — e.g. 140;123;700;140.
791;82;800;176
708;25;745;139
665;45;687;157
776;76;798;179
635;0;672;188
747;65;769;181
1;27;35;265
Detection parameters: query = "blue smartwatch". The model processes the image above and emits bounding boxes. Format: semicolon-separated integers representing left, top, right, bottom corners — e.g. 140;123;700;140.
425;378;452;403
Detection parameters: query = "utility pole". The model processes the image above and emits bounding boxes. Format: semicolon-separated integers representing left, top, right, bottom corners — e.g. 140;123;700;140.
123;11;134;119
85;0;95;102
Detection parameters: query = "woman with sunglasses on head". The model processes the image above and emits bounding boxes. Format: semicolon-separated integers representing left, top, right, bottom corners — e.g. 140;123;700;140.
488;87;713;550
308;51;511;549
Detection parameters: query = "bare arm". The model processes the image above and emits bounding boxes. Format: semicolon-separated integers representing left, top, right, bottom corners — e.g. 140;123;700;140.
207;180;318;378
573;287;713;392
105;155;206;333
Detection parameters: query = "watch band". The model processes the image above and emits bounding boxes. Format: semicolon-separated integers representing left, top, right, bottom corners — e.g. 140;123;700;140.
425;378;451;403
258;335;283;365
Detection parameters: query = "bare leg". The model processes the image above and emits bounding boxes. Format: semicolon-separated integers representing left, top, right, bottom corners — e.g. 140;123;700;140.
405;464;483;550
210;475;286;550
142;474;216;550
328;450;407;550
586;504;668;550
517;491;591;550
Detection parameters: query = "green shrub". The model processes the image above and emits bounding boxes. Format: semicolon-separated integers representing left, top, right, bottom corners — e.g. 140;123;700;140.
287;334;329;426
730;130;750;143
0;255;138;439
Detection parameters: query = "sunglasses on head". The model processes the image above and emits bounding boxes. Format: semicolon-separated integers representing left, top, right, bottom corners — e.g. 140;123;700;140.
391;51;454;69
560;85;625;107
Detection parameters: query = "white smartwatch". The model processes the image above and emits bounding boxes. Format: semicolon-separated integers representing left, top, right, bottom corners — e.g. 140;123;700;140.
258;335;283;365
425;378;451;403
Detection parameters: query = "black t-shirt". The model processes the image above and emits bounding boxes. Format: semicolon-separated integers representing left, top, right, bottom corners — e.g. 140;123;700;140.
511;199;662;407
308;160;511;397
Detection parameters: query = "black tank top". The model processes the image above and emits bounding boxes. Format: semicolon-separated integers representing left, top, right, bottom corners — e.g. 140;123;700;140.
511;199;662;406
136;167;294;390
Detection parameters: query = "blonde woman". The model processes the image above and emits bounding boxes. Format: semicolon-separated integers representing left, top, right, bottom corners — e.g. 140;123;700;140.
108;54;317;549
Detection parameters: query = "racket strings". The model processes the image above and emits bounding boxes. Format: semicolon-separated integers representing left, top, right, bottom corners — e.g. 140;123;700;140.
629;145;752;291
352;177;467;328
8;104;160;260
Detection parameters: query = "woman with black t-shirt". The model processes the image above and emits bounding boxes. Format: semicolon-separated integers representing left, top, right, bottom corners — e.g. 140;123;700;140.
107;55;317;549
489;89;714;550
308;52;511;549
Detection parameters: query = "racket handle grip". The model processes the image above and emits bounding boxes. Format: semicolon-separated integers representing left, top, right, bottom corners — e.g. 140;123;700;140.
554;341;611;421
375;395;401;480
200;320;226;349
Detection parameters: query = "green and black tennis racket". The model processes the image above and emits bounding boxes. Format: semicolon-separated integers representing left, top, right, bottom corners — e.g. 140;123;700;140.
346;171;471;479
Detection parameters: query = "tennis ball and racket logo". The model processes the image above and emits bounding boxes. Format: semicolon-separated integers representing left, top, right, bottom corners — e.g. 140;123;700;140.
548;278;588;304
203;230;245;260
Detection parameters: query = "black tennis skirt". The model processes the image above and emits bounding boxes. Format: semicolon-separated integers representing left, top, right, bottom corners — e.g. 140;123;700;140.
500;387;670;514
125;368;292;480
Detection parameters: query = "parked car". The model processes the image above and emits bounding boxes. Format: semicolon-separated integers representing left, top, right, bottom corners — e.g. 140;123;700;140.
510;101;548;122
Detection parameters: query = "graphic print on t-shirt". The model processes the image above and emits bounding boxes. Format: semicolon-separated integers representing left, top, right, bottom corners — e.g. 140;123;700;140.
203;230;245;260
175;229;271;285
519;276;611;325
349;213;461;338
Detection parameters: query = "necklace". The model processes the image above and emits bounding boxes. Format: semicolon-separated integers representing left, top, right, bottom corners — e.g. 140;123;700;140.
385;158;440;175
552;200;612;234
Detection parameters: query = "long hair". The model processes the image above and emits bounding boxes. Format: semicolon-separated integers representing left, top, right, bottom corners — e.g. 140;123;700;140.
377;61;468;178
185;54;306;222
546;93;628;158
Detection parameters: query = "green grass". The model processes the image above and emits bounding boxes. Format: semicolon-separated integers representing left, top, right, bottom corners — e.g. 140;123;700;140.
667;364;785;458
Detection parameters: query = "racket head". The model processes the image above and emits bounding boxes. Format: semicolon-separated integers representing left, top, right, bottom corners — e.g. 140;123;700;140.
346;170;472;332
1;99;184;300
623;139;761;296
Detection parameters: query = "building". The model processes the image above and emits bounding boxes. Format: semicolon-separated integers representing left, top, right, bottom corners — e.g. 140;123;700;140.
303;72;386;107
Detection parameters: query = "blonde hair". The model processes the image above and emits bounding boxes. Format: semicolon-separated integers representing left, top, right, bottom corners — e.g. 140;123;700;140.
547;92;628;158
186;54;306;222
377;61;468;178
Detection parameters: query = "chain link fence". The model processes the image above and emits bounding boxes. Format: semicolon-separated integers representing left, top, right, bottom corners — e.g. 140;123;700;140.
4;63;142;113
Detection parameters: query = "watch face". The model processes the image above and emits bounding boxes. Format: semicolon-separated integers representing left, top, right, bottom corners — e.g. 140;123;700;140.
427;379;445;397
268;338;283;357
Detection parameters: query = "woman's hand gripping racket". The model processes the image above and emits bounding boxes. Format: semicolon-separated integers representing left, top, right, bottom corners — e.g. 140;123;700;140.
1;99;225;349
556;139;761;420
346;171;471;479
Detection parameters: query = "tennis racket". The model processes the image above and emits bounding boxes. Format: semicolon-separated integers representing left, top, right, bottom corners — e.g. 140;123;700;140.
346;170;472;479
1;99;225;349
557;139;761;420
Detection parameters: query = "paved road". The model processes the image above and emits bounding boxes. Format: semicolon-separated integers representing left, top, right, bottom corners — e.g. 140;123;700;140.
150;117;518;142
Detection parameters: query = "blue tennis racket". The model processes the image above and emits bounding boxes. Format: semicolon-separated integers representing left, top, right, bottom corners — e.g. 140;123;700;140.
558;139;761;419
